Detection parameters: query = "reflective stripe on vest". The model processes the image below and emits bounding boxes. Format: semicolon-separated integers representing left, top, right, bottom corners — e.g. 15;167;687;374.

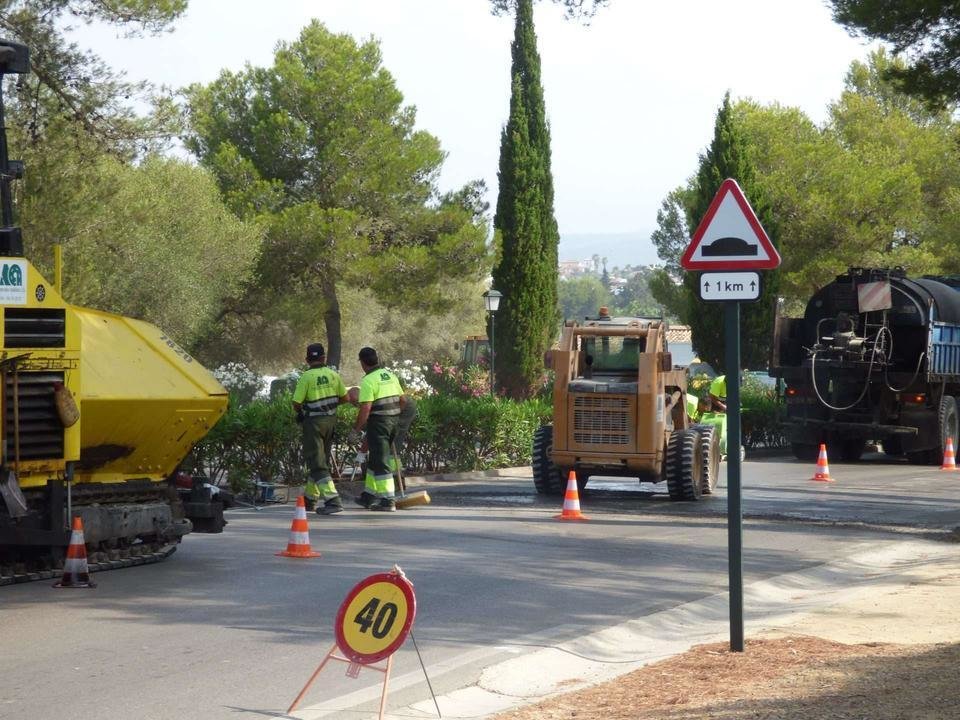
370;396;402;416
303;396;339;417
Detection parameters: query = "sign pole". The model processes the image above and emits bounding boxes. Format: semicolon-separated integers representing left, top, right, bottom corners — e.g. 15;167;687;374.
725;300;744;652
681;176;780;655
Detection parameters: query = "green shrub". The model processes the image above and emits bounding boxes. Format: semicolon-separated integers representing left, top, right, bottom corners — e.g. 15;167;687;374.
405;395;552;471
685;372;785;450
191;390;552;485
189;391;302;493
741;377;785;449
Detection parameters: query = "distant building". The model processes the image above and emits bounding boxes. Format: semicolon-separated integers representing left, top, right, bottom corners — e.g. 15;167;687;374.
608;276;627;294
666;324;694;366
558;259;593;279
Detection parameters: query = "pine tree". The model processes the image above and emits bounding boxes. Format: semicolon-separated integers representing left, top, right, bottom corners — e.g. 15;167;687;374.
491;0;560;398
685;93;780;372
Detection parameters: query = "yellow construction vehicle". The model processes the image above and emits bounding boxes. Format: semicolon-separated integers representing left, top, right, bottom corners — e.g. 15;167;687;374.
0;40;228;583
534;308;720;500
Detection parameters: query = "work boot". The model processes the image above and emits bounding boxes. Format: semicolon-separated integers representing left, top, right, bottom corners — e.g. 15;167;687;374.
370;497;397;512
317;497;343;515
303;497;317;512
355;491;375;509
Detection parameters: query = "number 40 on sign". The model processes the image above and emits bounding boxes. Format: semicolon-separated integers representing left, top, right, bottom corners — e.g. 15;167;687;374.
287;568;418;717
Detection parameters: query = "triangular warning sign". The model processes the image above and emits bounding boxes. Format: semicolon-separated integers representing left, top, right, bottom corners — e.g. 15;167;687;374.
681;178;780;271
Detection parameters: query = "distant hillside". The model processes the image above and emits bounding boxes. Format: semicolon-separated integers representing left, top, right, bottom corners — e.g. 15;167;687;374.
559;231;660;268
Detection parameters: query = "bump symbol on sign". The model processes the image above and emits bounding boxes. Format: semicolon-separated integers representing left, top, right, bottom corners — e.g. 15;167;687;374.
681;178;780;271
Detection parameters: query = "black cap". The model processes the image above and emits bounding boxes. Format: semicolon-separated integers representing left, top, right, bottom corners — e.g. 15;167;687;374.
306;343;325;361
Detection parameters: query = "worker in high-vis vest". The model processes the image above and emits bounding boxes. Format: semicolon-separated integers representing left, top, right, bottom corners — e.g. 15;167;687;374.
685;393;704;423
708;375;727;412
350;346;406;512
292;343;348;515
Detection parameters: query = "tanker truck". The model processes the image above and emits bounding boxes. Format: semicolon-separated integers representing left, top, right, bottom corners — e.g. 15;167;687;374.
771;267;960;464
0;40;229;584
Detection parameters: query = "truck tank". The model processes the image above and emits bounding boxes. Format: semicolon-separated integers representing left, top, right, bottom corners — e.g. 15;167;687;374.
771;267;960;464
0;40;228;583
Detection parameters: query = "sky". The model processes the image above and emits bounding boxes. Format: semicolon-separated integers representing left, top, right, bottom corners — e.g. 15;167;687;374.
77;0;875;266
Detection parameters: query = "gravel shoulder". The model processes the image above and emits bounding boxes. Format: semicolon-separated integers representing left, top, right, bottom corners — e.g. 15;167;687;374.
493;554;960;719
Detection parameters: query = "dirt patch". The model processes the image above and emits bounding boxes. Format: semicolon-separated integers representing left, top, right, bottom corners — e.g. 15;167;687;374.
493;635;960;720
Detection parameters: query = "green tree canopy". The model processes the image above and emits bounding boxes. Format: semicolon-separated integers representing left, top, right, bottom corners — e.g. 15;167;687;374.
738;50;960;303
652;50;960;335
829;0;960;108
17;150;260;350
1;0;184;154
612;266;666;318
491;0;560;398
559;275;608;322
184;21;489;368
649;93;779;372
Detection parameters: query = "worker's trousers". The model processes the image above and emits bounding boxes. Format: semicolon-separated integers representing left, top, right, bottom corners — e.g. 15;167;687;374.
364;414;398;499
302;415;338;501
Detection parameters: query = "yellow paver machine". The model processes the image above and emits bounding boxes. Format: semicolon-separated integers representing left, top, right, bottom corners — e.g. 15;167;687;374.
0;40;228;583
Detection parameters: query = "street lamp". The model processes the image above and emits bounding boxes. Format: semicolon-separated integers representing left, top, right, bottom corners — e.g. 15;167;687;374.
483;289;502;396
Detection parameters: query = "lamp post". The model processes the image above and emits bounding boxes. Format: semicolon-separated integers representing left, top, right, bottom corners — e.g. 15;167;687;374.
483;289;502;396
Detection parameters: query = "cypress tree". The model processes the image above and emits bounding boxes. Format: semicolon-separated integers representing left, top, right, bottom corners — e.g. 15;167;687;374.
491;0;560;398
684;93;780;373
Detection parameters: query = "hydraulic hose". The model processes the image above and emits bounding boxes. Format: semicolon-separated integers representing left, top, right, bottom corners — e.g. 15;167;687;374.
809;333;880;412
877;325;926;393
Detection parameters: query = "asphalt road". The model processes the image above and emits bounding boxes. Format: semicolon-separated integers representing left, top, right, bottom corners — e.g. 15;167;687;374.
2;452;958;720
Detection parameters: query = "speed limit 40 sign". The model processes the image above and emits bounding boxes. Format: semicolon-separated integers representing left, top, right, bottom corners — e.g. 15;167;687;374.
335;571;417;665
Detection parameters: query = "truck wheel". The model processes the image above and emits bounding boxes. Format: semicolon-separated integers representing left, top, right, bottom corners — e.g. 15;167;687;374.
839;439;866;462
882;437;904;456
909;396;959;465
694;424;721;494
666;428;703;501
791;442;819;462
933;395;959;466
532;425;564;495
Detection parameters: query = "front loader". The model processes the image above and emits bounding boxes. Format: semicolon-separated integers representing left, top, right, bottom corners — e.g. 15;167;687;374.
533;309;720;501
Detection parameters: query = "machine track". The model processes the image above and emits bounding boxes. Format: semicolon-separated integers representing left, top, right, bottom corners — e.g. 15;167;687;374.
0;543;177;586
1;481;187;586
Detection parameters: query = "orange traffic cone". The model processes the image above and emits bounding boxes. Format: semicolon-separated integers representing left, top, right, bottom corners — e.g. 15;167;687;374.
276;496;321;558
941;438;958;471
555;470;588;521
810;443;833;482
54;516;96;588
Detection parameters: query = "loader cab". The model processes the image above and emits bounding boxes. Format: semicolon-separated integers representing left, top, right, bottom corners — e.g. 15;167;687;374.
580;334;644;378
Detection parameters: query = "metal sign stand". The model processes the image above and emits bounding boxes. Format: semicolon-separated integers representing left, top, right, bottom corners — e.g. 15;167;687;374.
286;644;394;718
725;302;744;652
286;567;440;718
681;177;782;654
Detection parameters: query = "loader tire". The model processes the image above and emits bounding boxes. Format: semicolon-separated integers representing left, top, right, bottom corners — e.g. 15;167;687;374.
532;425;564;495
666;428;703;501
694;424;721;494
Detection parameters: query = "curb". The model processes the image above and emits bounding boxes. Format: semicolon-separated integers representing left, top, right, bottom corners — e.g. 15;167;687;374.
292;539;957;719
406;467;532;483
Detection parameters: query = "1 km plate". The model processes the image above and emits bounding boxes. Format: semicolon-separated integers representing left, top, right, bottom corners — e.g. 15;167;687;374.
334;572;417;664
